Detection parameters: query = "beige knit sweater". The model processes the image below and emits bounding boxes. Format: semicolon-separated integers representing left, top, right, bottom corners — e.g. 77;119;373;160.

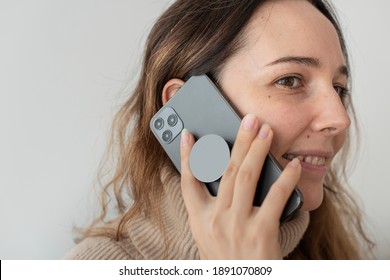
64;168;309;260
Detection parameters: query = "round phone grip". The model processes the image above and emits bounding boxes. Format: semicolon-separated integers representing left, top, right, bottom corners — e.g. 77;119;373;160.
189;134;230;183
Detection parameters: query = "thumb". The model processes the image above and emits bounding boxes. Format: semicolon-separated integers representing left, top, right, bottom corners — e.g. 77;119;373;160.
180;129;209;214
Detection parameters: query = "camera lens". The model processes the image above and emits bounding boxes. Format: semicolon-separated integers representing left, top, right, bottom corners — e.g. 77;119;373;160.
162;130;173;142
167;114;178;127
154;118;164;130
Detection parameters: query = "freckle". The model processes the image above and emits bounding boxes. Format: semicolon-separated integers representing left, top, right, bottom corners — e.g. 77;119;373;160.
307;134;311;139
268;95;271;98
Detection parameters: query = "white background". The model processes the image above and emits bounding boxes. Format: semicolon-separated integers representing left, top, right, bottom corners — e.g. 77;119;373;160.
0;0;389;259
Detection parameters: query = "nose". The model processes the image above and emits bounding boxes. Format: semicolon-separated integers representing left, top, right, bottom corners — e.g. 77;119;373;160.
310;87;351;135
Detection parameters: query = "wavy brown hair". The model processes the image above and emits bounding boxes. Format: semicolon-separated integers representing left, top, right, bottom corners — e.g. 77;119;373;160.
80;0;374;259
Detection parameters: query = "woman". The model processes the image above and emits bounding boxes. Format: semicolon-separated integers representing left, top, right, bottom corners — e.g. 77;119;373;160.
65;0;373;259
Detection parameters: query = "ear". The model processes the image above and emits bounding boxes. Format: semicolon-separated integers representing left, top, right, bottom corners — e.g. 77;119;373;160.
162;78;185;104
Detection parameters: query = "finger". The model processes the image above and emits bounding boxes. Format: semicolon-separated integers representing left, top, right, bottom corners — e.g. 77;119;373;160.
180;129;209;215
257;158;301;222
231;123;273;215
216;114;260;210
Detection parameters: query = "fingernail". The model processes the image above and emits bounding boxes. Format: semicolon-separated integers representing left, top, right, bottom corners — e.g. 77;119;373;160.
181;128;190;147
242;114;256;130
288;158;300;168
258;123;270;139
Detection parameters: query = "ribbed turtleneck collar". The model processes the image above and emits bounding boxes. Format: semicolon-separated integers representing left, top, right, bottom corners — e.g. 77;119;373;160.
125;167;309;259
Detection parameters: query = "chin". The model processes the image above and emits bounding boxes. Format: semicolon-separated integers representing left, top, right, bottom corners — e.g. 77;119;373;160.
298;179;324;211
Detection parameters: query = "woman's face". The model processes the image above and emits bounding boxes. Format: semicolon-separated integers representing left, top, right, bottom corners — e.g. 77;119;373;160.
218;0;351;211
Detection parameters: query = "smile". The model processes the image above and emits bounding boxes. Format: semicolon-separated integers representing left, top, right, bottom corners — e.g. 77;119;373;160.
282;153;326;166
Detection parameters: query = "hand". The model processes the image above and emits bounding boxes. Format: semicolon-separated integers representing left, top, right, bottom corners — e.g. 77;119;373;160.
180;114;301;259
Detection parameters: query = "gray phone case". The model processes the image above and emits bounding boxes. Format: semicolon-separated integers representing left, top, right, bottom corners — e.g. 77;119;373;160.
150;75;303;223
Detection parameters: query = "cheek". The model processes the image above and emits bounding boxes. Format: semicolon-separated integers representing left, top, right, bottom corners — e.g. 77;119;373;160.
266;107;309;155
232;96;306;129
333;131;347;154
223;88;310;154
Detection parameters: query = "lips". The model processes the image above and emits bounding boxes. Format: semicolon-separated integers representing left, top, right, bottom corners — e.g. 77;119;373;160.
282;153;327;166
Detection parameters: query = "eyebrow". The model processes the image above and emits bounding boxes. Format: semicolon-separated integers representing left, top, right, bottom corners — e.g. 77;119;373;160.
266;56;349;77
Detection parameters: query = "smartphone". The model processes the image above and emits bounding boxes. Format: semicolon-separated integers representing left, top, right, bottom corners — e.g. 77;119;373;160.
150;75;303;223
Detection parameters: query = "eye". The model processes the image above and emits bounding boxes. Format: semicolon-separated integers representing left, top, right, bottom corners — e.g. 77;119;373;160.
275;76;303;90
333;85;350;98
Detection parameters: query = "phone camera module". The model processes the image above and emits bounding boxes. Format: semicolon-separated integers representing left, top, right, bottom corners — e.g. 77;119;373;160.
162;130;173;143
154;118;164;130
167;114;178;127
152;107;182;144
